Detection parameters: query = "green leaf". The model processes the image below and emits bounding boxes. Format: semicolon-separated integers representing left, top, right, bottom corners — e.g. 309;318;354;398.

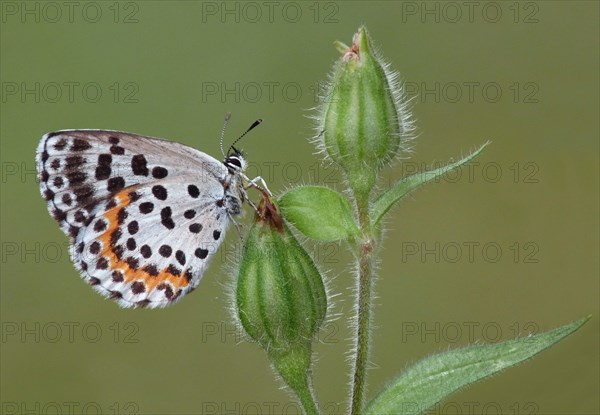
364;316;590;415
278;186;359;241
371;142;489;226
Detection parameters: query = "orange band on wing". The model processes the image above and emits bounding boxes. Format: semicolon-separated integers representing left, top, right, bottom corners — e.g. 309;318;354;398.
97;190;189;293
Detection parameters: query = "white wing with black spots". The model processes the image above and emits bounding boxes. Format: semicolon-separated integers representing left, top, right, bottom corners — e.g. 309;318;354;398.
36;129;247;308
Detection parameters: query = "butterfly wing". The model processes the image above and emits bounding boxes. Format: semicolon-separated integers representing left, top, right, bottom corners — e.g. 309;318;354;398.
37;130;238;308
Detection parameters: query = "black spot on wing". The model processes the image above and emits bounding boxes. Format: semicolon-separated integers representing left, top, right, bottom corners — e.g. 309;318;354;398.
160;207;175;229
189;223;202;233
131;154;149;176
96;257;109;270
93;219;107;232
112;270;124;282
152;166;168;179
140;245;152;258
53;138;67;151
127;221;139;235
71;138;92;152
195;248;208;259
117;208;128;224
107;177;125;192
188;184;200;198
152;185;167;200
144;264;159;276
175;250;186;266
139;202;154;214
95;154;112;180
61;194;72;206
126;256;139;270
65;155;85;169
66;171;87;186
166;264;181;276
131;281;145;294
110;145;125;155
159;245;172;258
126;238;136;251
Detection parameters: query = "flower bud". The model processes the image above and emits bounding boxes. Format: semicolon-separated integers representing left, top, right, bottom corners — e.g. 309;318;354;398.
235;193;327;405
318;27;413;200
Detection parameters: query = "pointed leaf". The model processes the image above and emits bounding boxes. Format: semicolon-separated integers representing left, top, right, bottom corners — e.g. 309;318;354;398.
372;143;489;226
278;186;359;241
364;316;590;415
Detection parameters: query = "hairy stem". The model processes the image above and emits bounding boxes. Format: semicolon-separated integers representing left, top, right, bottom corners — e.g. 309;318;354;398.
273;347;320;415
296;385;319;415
350;198;375;415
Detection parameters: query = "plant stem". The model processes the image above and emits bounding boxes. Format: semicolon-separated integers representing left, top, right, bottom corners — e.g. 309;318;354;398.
274;348;320;415
350;198;375;415
296;384;319;415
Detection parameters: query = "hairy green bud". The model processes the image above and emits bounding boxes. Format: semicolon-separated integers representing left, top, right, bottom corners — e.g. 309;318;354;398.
318;27;413;201
235;194;327;412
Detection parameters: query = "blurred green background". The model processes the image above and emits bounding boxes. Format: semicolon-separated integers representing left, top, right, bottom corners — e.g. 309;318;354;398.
1;1;598;414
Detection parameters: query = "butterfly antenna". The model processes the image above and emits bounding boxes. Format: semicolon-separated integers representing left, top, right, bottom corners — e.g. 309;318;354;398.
228;118;263;155
219;112;232;158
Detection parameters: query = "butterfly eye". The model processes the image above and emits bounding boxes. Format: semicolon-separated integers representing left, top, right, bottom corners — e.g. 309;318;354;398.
225;156;243;171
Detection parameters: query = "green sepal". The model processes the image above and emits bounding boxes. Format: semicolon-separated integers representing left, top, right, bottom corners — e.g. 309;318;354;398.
279;186;359;242
334;40;349;53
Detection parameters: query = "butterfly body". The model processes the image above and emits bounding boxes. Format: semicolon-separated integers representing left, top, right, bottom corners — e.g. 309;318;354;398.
36;129;248;308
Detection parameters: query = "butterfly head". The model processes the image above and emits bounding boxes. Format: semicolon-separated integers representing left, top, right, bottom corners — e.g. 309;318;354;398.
224;150;247;174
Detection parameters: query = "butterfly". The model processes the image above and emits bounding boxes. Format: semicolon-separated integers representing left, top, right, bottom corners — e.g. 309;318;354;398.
36;115;267;309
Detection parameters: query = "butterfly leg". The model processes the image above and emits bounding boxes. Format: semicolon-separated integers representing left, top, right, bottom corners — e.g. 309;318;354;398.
244;197;262;216
228;212;245;243
246;175;272;196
